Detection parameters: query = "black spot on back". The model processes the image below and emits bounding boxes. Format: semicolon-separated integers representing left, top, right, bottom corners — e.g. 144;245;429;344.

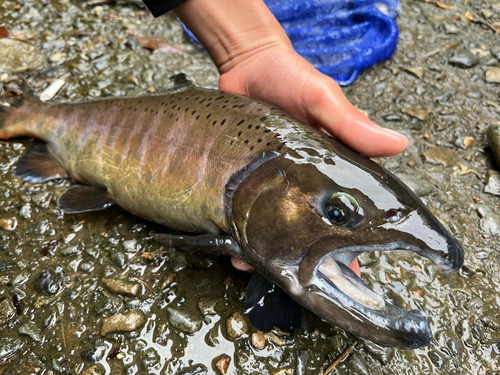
260;117;267;121
237;119;245;126
221;119;226;125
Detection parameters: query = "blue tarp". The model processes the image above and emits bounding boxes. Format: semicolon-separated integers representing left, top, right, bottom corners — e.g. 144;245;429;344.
183;0;400;85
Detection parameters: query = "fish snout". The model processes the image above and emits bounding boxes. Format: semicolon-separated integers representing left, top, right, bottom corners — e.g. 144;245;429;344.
393;309;432;349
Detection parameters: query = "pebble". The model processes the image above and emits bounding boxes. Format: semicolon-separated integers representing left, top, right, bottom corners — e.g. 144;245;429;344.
101;310;146;336
492;46;500;61
485;68;500;84
226;312;248;339
363;341;394;365
167;307;202;334
251;331;266;350
0;217;17;231
31;191;51;207
122;239;139;252
61;245;81;256
0;39;46;73
111;251;126;267
79;262;94;273
101;277;140;296
448;48;479;68
197;297;218;316
178;364;208;375
381;114;402;122
295;350;309;375
19;203;32;219
34;267;68;295
0;337;24;362
82;364;105;375
422;147;459;167
81;340;109;362
396;173;434;197
215;355;231;375
18;322;42;342
170;253;187;272
0;298;15;325
484;170;500;196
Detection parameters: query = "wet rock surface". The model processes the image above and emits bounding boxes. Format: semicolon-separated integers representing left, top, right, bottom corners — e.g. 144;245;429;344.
0;0;499;374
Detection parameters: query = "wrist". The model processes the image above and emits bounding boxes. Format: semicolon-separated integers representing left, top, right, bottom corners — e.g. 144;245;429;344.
174;0;291;74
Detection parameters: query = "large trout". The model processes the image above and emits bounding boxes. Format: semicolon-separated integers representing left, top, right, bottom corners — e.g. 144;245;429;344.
0;79;463;349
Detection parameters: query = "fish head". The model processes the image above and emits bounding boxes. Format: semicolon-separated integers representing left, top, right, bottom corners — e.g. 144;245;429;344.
228;135;463;349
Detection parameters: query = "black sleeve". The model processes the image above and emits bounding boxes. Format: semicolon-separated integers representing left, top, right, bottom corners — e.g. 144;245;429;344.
142;0;186;17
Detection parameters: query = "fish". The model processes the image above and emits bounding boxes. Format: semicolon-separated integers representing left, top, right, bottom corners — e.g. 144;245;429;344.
0;76;463;349
487;124;500;167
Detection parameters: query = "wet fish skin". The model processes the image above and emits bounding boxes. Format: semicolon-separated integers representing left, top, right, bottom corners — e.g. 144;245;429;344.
487;125;500;167
0;84;464;349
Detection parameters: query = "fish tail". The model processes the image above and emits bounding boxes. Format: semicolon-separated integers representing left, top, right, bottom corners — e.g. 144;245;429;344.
0;90;40;139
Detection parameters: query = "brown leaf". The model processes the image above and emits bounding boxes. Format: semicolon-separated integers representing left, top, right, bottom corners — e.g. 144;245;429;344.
0;26;9;39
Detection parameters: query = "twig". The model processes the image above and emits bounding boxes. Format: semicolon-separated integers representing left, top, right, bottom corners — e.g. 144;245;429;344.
423;41;459;58
423;0;452;10
465;11;500;34
324;341;357;374
130;277;153;293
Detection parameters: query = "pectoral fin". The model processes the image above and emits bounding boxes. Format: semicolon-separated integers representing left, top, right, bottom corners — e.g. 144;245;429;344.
245;273;302;333
57;185;115;214
15;144;68;183
154;233;241;257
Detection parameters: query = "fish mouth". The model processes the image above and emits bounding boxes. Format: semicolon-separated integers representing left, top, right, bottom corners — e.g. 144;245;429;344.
297;240;462;349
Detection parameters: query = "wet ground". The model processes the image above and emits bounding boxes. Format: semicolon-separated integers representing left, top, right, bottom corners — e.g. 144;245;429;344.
0;0;499;374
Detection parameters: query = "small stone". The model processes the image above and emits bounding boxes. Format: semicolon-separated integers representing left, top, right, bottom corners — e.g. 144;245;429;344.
167;307;202;334
111;252;126;267
18;322;42;342
363;341;394;365
31;191;51;207
101;277;140;296
215;355;231;375
34;267;68;295
484;170;500;196
226;312;248;339
251;331;266;350
122;239;139;252
0;298;16;325
422;147;459;167
485;68;500;84
101;310;146;336
80;262;94;273
466;91;482;99
85;247;100;259
197;297;217;316
444;23;459;34
492;46;500;60
448;49;479;68
170;253;187;272
81;340;109;362
49;52;66;62
61;246;80;256
0;217;17;231
0;39;46;73
19;203;32;219
0;337;24;362
381;114;402;122
82;364;106;375
396;173;434;197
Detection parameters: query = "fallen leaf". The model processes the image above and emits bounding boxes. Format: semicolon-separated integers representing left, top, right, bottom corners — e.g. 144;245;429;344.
0;26;9;39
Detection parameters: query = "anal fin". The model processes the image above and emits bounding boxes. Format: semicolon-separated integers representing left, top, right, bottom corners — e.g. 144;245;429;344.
15;144;68;183
245;273;302;333
57;185;115;214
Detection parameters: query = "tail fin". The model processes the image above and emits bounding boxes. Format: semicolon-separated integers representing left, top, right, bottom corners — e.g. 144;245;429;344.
0;90;39;139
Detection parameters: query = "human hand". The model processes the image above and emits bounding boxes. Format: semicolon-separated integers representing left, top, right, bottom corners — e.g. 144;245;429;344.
175;0;408;277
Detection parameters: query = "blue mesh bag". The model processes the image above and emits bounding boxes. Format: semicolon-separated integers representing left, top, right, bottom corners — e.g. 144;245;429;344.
183;0;400;85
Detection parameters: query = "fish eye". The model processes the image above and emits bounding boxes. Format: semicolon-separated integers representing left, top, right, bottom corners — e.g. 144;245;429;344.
326;192;359;226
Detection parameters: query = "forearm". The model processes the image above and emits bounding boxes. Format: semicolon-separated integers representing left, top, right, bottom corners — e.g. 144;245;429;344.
174;0;292;74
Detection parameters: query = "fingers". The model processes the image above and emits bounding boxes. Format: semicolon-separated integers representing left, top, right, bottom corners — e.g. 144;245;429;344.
220;46;408;158
299;72;409;157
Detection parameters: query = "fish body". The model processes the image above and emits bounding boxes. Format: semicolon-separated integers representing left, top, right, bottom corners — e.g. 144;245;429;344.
0;82;463;349
488;124;500;167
